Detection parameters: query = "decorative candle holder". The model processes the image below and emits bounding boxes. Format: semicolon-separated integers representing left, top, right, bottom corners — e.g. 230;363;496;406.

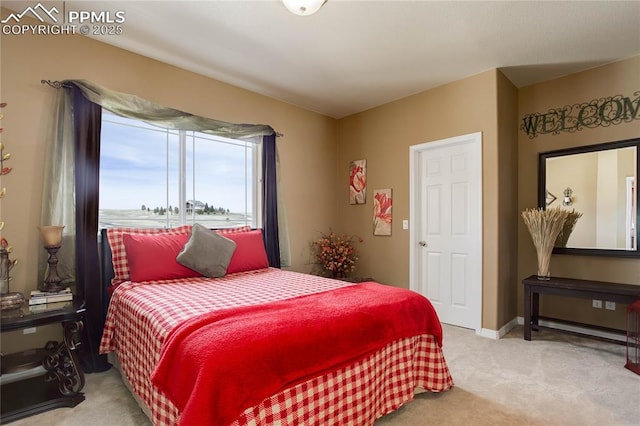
0;247;23;311
40;225;65;293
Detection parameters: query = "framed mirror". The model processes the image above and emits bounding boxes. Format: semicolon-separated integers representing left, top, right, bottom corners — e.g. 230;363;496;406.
538;137;639;257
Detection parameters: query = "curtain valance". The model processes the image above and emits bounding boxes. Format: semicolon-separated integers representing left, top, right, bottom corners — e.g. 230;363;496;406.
64;79;275;139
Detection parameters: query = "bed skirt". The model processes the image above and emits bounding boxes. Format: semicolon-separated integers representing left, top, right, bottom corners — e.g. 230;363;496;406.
113;334;452;425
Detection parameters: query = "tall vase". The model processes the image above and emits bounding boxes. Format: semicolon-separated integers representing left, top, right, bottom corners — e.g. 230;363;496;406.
536;248;551;280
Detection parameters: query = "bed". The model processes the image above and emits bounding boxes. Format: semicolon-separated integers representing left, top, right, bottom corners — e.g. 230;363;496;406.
97;225;453;425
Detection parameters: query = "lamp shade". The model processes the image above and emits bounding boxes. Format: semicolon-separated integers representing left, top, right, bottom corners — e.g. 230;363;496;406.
282;0;326;16
39;225;64;247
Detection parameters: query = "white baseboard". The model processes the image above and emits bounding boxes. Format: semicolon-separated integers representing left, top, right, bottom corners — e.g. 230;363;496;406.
476;317;519;340
516;316;626;342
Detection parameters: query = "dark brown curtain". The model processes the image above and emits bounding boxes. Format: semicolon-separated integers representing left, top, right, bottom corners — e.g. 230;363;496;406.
70;84;109;373
261;134;280;268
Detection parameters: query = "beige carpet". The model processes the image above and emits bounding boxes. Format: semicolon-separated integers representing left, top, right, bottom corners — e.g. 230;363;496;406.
9;324;640;426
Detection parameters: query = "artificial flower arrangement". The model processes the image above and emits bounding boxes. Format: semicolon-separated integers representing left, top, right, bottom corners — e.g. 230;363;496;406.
311;230;363;279
0;102;22;310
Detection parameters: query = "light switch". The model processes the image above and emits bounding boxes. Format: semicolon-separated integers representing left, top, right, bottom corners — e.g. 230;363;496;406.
402;220;409;230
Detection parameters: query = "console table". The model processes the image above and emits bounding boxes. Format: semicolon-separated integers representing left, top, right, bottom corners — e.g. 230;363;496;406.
1;297;86;423
522;275;640;341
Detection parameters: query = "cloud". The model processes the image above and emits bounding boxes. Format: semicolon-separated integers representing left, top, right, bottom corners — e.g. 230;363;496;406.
99;115;255;213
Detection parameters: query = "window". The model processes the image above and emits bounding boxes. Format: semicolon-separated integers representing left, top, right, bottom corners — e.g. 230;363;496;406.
99;112;261;229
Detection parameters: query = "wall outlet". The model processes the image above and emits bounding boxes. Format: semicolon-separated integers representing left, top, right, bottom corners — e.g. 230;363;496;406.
605;301;616;310
592;299;602;308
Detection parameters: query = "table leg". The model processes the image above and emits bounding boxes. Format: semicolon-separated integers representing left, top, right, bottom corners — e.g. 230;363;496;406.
524;285;532;341
532;292;539;331
42;320;85;396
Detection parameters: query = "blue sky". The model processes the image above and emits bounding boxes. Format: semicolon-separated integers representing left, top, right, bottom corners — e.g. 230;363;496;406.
99;113;254;214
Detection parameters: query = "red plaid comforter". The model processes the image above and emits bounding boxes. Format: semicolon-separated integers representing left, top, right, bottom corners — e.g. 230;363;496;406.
100;268;453;425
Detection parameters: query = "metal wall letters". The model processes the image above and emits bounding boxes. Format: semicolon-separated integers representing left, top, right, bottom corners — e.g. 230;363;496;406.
521;91;640;139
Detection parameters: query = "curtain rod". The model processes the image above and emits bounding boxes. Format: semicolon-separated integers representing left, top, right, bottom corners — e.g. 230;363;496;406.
41;80;70;89
40;79;283;137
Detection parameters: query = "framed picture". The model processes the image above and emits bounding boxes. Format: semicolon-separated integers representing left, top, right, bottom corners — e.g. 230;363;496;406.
349;160;366;204
373;188;392;236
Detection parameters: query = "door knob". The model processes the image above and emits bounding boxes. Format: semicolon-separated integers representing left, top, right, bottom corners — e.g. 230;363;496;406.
418;241;428;247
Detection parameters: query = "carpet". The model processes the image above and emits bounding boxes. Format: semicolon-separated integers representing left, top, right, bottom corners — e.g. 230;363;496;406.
9;324;640;426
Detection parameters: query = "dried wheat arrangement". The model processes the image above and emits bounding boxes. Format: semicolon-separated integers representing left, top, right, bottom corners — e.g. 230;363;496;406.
555;209;583;248
521;207;569;279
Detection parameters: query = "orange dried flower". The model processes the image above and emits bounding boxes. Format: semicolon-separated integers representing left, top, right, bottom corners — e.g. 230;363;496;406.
311;230;362;279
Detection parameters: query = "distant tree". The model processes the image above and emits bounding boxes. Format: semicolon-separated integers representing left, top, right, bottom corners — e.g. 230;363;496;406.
196;203;232;215
141;204;146;211
174;206;179;215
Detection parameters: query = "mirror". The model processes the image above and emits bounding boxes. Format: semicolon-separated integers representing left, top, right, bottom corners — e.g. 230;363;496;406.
538;137;639;257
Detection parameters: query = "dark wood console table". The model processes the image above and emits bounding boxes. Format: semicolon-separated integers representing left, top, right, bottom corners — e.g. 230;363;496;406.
522;275;640;341
1;297;86;423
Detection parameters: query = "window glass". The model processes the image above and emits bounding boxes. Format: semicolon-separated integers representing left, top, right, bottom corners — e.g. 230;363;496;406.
99;112;258;229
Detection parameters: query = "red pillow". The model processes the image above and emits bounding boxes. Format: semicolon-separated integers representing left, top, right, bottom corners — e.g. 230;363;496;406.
107;225;192;284
224;230;270;274
122;233;200;282
216;225;252;235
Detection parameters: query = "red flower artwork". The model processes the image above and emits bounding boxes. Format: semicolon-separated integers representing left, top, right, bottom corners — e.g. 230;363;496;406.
373;189;392;235
349;160;366;204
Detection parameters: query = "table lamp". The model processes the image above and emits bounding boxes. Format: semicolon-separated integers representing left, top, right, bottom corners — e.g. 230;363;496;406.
40;225;64;292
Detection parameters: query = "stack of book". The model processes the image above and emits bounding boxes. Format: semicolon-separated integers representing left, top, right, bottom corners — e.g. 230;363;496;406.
29;287;73;310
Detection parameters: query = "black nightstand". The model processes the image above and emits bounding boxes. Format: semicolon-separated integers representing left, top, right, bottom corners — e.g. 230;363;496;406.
1;297;86;423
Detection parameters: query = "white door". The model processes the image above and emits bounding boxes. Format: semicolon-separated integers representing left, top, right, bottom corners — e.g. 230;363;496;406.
409;133;482;331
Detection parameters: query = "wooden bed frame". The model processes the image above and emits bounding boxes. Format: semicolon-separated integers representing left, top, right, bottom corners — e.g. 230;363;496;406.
98;229;115;318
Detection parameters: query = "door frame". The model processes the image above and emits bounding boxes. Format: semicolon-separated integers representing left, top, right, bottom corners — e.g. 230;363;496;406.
625;176;635;250
409;132;483;332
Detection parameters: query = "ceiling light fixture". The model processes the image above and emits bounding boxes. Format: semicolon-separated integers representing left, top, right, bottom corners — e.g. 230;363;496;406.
281;0;327;16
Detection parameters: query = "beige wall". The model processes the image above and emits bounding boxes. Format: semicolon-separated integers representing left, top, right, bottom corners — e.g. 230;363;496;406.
336;69;519;332
617;148;636;248
0;19;337;352
547;148;634;249
517;56;640;329
547;153;599;247
496;71;520;328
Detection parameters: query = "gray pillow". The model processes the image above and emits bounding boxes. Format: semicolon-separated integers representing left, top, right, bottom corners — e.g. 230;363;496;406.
176;223;236;278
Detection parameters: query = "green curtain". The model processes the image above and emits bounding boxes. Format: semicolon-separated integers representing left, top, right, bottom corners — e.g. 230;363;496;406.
38;88;76;288
70;79;274;139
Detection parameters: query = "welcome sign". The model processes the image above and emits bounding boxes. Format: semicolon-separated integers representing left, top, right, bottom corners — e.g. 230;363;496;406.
521;91;640;139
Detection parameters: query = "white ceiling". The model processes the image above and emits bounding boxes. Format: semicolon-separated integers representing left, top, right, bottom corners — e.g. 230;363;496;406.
4;1;640;118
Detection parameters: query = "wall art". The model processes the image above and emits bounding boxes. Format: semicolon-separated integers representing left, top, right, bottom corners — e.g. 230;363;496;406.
373;188;392;236
349;159;366;204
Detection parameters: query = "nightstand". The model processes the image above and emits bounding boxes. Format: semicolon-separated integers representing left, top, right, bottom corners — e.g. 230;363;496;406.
1;297;86;423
